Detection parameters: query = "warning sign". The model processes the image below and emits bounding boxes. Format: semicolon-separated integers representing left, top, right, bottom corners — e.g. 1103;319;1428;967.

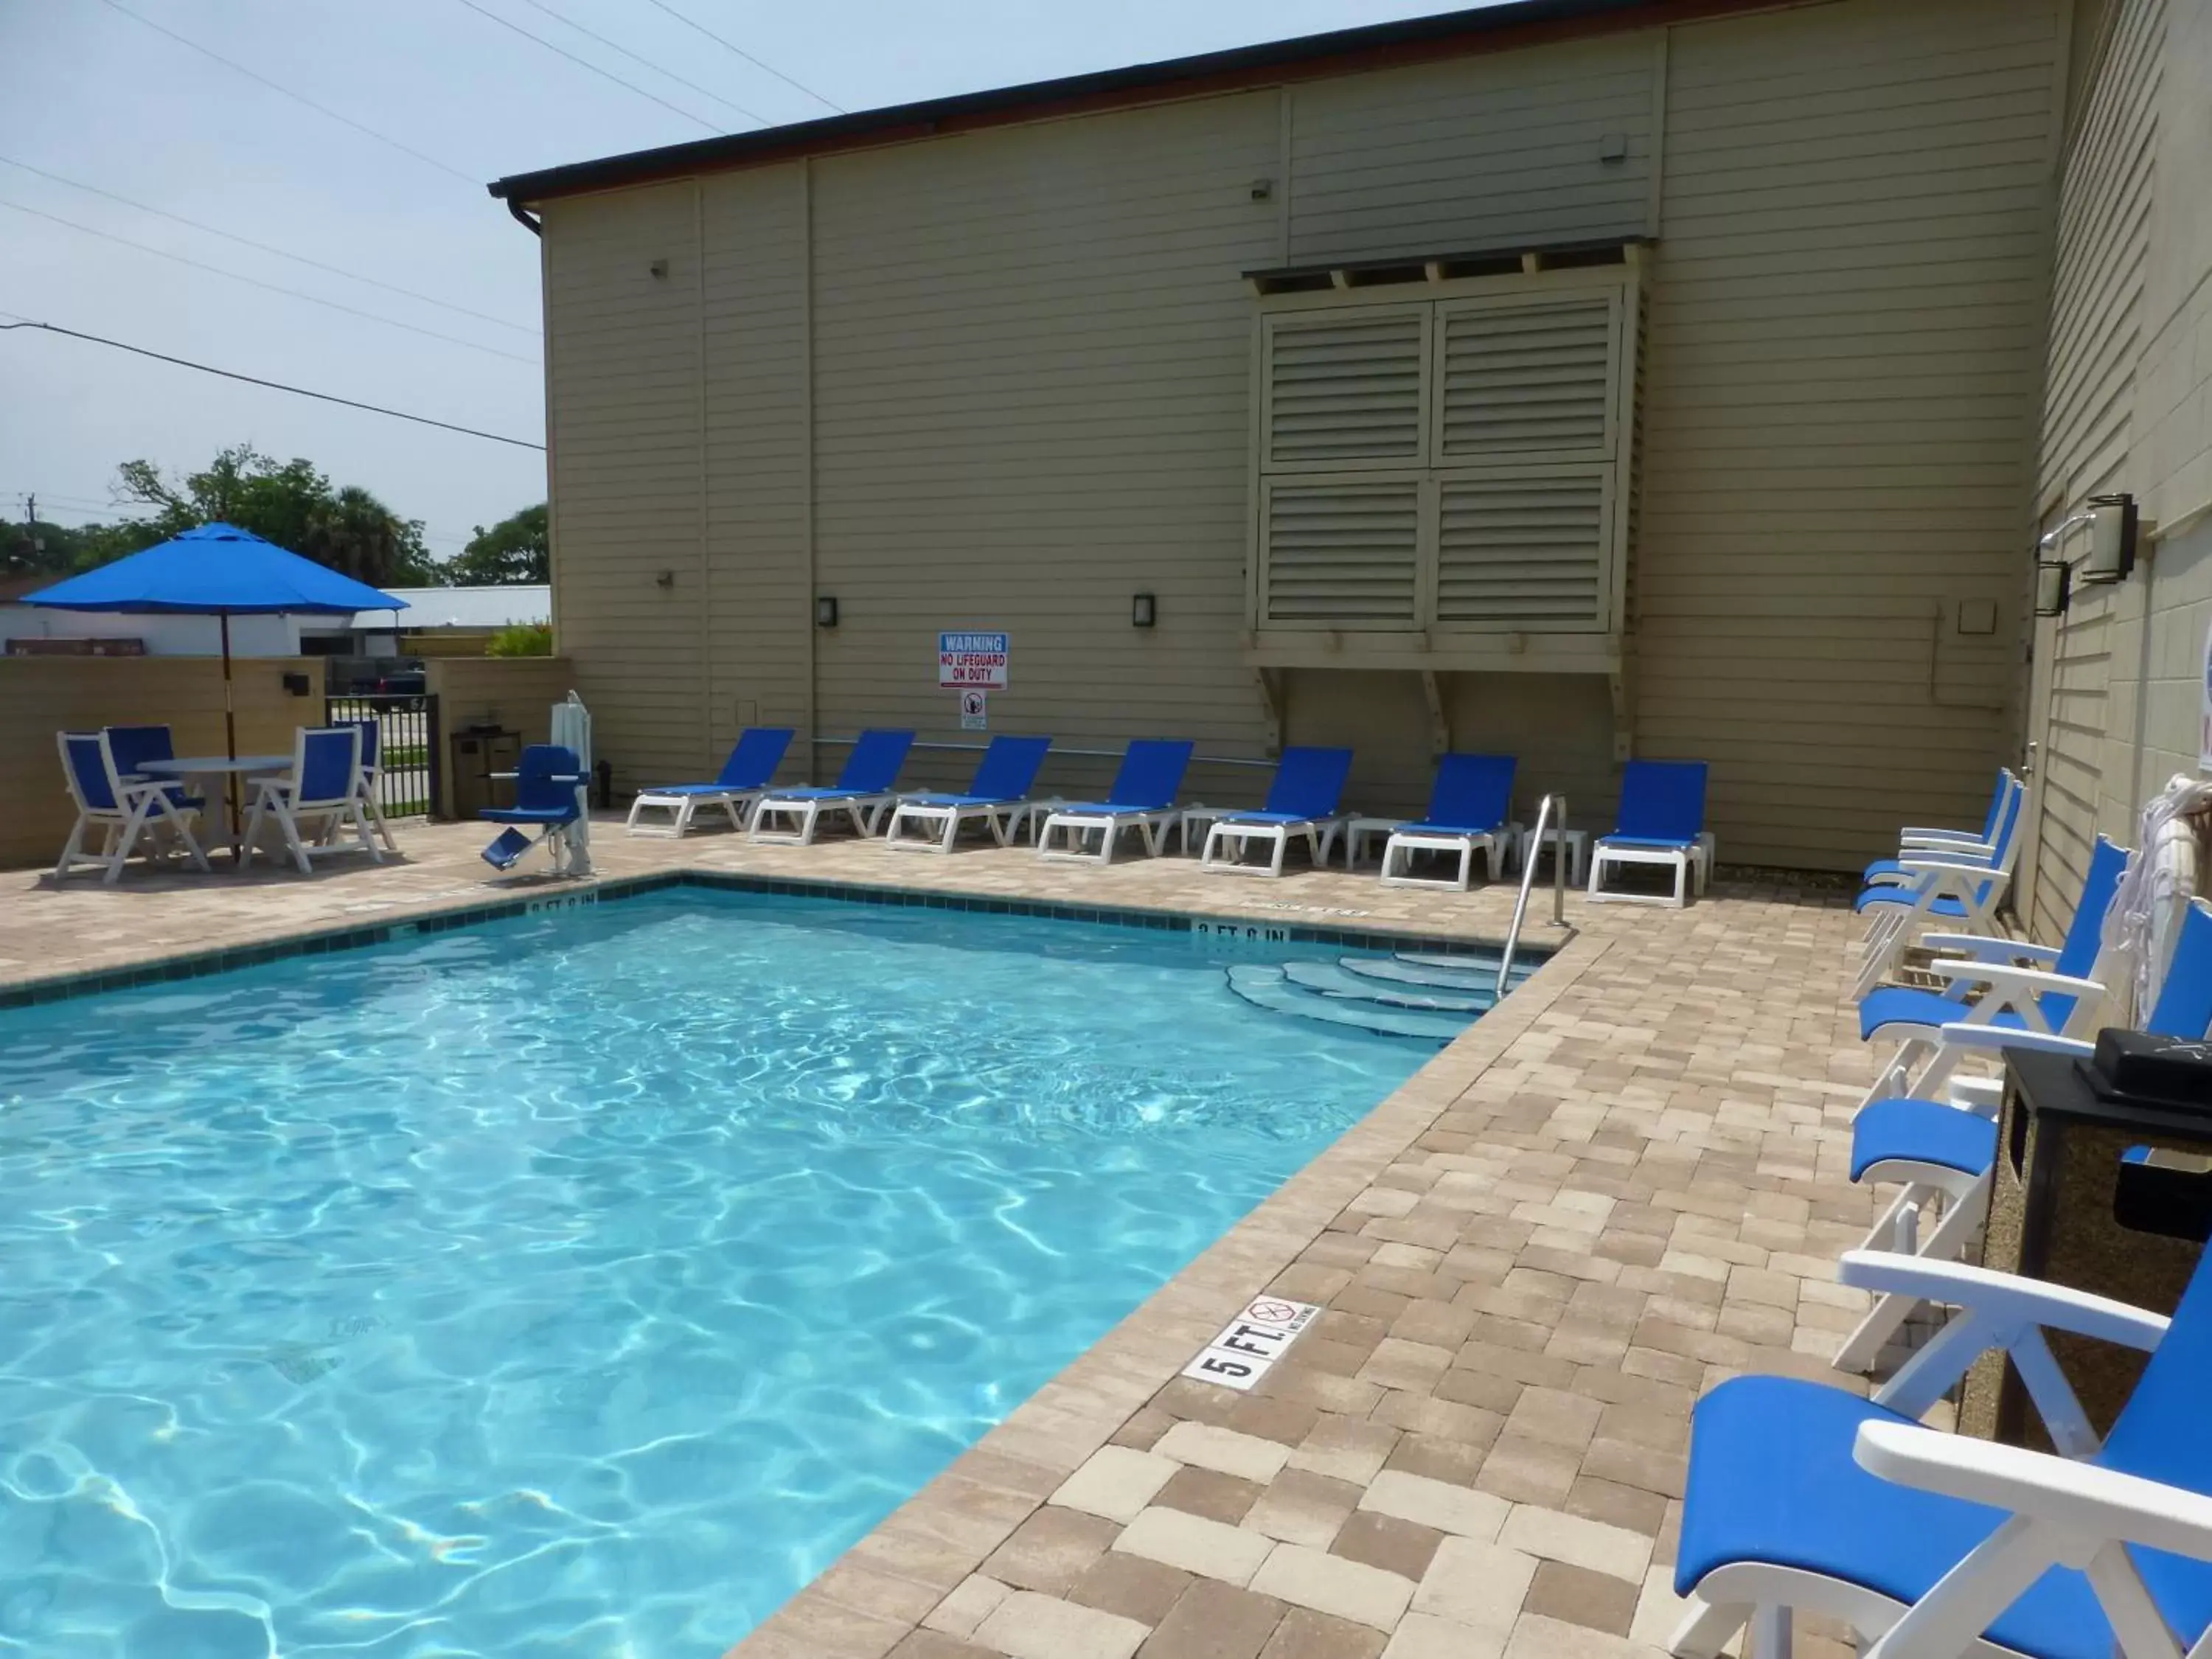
1179;1295;1320;1391
961;689;988;731
939;631;1009;689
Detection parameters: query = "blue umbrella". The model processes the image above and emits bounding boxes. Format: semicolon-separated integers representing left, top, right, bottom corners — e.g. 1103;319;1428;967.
23;522;410;787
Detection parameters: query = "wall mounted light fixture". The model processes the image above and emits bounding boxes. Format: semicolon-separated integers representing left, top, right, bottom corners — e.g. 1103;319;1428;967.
654;569;675;589
815;596;838;628
1131;592;1156;628
2034;559;2071;619
2079;493;2139;585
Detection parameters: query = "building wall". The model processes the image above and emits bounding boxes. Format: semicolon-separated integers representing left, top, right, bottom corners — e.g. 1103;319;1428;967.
0;608;299;656
2020;0;2212;943
538;0;2066;861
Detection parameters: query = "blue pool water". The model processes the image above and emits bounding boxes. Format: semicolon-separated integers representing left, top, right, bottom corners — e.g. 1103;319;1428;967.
0;891;1442;1658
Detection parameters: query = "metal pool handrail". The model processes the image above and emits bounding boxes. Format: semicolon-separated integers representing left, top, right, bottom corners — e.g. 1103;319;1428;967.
1498;793;1568;998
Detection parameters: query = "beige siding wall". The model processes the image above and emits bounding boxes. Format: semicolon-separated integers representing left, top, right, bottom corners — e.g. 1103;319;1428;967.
1636;0;2056;868
2027;0;2163;936
1286;34;1656;265
542;183;707;791
536;0;2066;860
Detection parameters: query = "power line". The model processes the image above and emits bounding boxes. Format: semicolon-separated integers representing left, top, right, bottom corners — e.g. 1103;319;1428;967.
0;196;538;366
97;0;483;187
0;156;538;338
509;0;768;126
636;0;844;114
1;321;546;451
450;0;720;133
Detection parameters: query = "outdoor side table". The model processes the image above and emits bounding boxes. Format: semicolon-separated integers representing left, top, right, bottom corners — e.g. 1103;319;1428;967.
1340;816;1405;869
1514;824;1587;887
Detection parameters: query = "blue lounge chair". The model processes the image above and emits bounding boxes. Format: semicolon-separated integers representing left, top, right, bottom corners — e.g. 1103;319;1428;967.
1854;778;2029;997
625;727;796;838
1832;892;2212;1374
1587;759;1711;905
1674;1066;2212;1657
884;734;1053;852
479;743;588;873
748;728;916;845
1854;833;2131;1112
1197;746;1356;878
1036;740;1195;863
53;730;209;885
241;726;380;874
1379;754;1517;890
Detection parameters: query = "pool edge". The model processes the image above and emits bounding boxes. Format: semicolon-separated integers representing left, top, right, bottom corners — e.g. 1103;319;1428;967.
723;928;1615;1659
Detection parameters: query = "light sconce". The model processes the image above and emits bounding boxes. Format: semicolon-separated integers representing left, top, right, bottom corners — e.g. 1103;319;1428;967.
2079;493;2138;585
1131;592;1156;629
815;596;838;628
2034;559;2071;619
649;257;670;279
654;569;675;589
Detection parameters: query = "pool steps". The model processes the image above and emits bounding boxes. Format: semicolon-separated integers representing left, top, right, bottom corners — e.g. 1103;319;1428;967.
1225;951;1537;1042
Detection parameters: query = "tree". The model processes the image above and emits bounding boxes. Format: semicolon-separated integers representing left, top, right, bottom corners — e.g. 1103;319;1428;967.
114;445;443;586
445;503;548;585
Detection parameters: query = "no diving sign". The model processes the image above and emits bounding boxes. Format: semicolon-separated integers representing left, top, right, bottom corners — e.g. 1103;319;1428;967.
1180;1295;1320;1391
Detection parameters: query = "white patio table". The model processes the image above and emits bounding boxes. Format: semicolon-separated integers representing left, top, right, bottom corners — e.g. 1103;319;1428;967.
140;754;292;864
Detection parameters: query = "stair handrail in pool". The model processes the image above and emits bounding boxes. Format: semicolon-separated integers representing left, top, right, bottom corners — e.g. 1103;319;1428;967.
1497;793;1568;998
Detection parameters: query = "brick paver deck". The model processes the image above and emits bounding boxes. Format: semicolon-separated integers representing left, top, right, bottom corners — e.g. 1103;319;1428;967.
0;818;1882;1658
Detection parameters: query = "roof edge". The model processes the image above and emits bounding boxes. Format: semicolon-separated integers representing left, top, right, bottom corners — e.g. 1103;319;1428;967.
489;0;1759;205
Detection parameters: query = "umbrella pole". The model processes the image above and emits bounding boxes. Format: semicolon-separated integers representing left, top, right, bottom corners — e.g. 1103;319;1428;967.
221;613;241;846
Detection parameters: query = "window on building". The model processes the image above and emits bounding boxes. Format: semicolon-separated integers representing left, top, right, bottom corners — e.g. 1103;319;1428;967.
1251;271;1639;641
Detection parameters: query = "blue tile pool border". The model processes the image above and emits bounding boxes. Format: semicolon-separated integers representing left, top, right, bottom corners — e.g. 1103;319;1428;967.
0;870;1554;1010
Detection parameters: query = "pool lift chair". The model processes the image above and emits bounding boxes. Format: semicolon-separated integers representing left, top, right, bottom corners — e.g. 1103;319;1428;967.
481;742;591;876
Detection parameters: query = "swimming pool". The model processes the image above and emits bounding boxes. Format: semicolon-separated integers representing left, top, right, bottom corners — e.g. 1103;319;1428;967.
0;889;1480;1658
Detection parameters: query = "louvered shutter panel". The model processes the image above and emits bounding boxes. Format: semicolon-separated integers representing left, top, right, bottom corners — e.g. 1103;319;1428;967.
1436;296;1615;459
1264;310;1426;468
1436;469;1610;627
1262;478;1420;625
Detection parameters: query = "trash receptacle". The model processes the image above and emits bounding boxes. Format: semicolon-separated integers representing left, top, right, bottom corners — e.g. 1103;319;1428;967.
449;726;520;818
1962;1032;2212;1447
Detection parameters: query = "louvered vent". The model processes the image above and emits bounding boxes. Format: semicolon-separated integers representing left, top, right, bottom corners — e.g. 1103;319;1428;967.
1436;470;1609;627
1438;297;1614;458
1265;312;1425;467
1262;479;1420;624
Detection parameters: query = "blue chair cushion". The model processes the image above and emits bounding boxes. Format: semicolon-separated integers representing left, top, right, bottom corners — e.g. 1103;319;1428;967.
1398;821;1501;837
1054;801;1157;817
765;786;879;802
642;781;765;798
1863;857;1907;881
1219;810;1332;827
1849;1098;1998;1182
901;793;1011;810
1678;1377;2121;1659
1596;834;1697;850
480;805;579;827
1858;985;1972;1040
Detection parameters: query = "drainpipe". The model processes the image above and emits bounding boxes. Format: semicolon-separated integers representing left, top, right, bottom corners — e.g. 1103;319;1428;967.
506;201;542;237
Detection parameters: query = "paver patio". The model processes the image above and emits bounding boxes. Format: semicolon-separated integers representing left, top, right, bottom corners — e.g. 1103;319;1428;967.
0;818;1889;1658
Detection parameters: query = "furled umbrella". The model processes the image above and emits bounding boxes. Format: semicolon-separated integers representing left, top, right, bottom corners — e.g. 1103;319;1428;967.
21;522;408;820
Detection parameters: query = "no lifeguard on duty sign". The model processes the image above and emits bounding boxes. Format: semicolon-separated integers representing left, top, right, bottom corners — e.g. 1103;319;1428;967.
939;631;1009;689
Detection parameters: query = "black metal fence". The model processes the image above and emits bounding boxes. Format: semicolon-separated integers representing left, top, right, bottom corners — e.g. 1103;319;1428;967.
327;694;441;818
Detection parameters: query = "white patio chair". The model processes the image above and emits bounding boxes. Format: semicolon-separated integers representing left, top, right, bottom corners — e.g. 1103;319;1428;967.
52;730;210;886
243;726;381;874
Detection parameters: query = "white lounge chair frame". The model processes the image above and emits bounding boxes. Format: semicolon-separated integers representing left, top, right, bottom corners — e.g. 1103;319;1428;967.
1586;831;1714;908
1674;1250;2197;1659
747;792;897;846
53;731;211;886
884;797;1039;853
1197;816;1347;878
1378;827;1506;891
1035;806;1178;864
243;726;382;875
626;785;771;838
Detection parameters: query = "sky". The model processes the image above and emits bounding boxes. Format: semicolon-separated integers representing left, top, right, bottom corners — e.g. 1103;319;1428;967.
0;0;1485;562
